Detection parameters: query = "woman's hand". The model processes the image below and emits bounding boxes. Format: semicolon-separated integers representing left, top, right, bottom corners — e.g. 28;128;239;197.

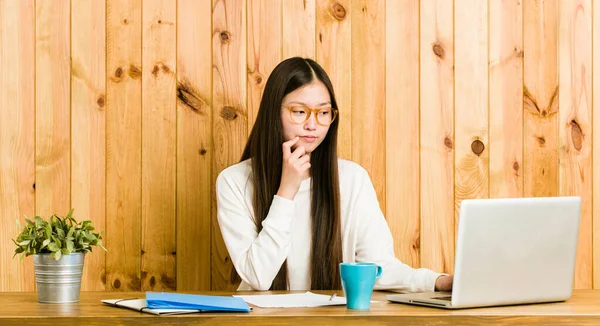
276;137;311;200
435;274;454;292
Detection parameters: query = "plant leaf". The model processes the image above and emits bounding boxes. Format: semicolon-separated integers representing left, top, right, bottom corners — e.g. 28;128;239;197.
18;240;31;246
34;216;44;228
45;223;52;238
97;240;108;252
47;242;59;252
41;239;51;249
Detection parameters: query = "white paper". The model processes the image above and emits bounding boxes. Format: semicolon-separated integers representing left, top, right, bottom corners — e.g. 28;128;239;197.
234;291;347;308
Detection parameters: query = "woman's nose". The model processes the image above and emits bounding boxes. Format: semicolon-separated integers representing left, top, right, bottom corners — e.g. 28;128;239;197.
304;114;317;130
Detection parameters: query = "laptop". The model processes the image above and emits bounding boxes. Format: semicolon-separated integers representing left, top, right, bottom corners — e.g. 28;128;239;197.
387;196;581;309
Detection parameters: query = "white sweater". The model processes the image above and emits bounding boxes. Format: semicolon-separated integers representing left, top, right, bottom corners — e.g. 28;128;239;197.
216;158;442;292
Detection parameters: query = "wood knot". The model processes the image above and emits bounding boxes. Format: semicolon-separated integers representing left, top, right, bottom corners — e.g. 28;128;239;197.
471;139;484;155
161;273;177;290
97;95;105;108
128;65;142;79
177;81;205;114
319;33;323;43
115;67;124;78
122;18;128;25
113;279;121;289
151;63;173;77
412;233;420;251
157;19;162;24
444;137;453;149
255;74;263;84
537;136;545;146
199;148;207;155
514;47;524;58
331;3;347;20
220;31;230;43
513;161;519;171
152;65;160;77
433;43;445;59
129;274;142;290
149;276;156;288
571;120;583;151
220;106;237;120
32;183;35;190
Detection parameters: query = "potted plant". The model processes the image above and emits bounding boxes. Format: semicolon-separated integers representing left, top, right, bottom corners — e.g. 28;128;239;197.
12;209;107;303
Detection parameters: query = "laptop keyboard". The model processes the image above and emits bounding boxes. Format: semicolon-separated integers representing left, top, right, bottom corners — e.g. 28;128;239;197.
432;296;452;301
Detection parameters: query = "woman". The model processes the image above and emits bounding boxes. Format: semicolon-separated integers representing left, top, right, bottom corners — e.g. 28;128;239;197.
216;57;453;292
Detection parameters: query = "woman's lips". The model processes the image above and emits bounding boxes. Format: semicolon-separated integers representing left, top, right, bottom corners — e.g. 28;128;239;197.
300;136;317;143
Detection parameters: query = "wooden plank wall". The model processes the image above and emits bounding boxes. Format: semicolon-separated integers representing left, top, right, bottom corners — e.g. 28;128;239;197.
1;0;599;292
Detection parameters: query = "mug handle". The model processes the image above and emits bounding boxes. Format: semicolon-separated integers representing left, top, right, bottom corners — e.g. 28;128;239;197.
375;265;382;279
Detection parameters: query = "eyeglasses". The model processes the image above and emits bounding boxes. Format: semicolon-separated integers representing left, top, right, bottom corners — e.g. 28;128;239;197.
282;105;338;126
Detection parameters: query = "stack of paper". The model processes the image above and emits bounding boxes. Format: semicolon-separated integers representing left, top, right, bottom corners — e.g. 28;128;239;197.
102;292;251;315
102;298;200;315
146;292;251;312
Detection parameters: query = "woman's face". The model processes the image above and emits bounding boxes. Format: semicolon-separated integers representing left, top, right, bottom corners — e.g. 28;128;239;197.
280;80;333;153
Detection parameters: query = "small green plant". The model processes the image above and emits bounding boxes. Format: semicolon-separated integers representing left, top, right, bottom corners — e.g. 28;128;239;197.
12;209;107;261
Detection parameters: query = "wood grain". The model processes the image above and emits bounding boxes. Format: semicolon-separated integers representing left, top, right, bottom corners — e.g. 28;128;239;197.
316;0;351;160
71;0;107;291
0;0;35;292
351;0;386;213
35;0;71;217
385;0;419;268
212;0;247;291
247;0;281;132
3;290;600;325
558;0;592;289
6;0;600;294
523;0;559;198
176;0;212;291
594;0;600;290
489;0;523;199
106;0;142;291
141;0;177;292
419;0;455;274
283;0;315;59
454;0;489;225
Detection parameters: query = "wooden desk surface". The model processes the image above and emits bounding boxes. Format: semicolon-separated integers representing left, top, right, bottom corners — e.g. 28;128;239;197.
1;290;600;325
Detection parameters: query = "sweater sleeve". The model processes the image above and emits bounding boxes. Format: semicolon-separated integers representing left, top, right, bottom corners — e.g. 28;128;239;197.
352;168;443;292
216;170;296;291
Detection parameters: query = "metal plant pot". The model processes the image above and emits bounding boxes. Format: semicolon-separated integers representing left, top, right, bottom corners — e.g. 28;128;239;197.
33;253;85;303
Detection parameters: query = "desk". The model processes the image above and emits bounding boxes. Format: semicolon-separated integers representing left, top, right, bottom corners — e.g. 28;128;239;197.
1;290;600;325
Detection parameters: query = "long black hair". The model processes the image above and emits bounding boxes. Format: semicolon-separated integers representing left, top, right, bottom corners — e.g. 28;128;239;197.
235;57;342;290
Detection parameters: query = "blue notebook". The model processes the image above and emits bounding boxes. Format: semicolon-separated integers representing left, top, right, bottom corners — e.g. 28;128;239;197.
146;292;251;312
